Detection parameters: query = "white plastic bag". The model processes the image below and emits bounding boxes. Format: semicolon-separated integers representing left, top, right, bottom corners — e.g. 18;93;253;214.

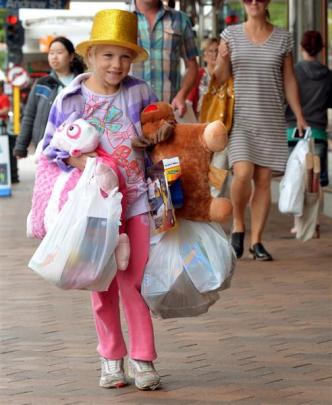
279;137;310;215
142;219;236;318
28;158;122;291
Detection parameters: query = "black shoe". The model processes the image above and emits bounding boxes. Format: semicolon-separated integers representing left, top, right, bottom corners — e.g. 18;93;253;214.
249;243;273;261
231;232;245;259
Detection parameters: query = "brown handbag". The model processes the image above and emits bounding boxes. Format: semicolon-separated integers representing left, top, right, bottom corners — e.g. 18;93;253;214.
199;76;234;131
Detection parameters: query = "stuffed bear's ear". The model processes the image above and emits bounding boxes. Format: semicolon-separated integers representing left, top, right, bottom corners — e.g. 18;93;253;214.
143;104;158;113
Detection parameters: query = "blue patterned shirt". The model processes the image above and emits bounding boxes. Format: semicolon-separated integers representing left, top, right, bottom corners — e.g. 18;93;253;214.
130;1;199;103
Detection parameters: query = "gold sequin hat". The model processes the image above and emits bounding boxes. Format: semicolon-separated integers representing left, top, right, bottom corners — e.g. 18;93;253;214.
76;9;148;63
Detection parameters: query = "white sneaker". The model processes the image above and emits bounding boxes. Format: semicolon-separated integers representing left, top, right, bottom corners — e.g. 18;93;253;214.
99;358;127;388
128;359;161;390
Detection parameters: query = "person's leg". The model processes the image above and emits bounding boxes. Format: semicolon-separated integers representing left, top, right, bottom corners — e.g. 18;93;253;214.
117;213;160;390
249;165;273;260
231;161;254;232
250;165;272;244
91;278;128;388
230;161;254;258
116;213;156;361
90;278;127;360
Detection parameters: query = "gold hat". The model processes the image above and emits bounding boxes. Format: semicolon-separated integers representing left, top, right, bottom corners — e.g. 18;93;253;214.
76;9;148;63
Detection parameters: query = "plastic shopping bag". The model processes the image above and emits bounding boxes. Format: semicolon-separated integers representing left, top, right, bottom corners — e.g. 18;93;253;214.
28;158;122;291
279;136;311;216
295;191;320;241
142;219;236;318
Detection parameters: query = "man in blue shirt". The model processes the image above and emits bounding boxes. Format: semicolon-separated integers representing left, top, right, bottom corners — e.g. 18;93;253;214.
130;0;199;117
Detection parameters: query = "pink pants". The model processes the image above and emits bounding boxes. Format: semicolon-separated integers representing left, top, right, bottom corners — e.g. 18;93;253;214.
90;213;157;361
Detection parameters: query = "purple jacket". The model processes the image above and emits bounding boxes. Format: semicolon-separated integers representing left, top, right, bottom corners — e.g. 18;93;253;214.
42;72;157;171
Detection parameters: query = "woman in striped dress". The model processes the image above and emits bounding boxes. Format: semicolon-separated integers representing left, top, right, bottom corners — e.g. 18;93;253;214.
214;0;307;261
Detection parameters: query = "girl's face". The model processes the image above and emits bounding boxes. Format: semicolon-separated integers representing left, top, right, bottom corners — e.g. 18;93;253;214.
203;42;219;68
48;42;73;75
87;44;135;93
243;0;269;19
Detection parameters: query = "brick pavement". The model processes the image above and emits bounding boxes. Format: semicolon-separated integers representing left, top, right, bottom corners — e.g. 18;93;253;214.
0;158;331;405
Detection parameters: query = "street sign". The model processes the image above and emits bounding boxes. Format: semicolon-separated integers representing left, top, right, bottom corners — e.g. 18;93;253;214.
7;66;29;88
0;136;12;197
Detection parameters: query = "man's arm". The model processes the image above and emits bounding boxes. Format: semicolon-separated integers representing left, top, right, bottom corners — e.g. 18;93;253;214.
171;57;199;117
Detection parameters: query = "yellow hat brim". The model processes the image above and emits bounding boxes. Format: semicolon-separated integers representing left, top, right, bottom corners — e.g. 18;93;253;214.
76;39;149;63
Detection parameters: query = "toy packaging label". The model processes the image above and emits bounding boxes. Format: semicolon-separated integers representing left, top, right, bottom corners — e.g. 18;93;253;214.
146;158;179;234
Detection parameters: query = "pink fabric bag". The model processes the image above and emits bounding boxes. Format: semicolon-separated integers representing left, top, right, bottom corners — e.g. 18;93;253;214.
27;154;81;239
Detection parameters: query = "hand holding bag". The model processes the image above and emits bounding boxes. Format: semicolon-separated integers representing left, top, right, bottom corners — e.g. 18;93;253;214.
28;158;122;291
199;76;234;131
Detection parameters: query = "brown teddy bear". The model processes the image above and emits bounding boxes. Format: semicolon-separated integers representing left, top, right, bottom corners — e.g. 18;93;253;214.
134;102;232;223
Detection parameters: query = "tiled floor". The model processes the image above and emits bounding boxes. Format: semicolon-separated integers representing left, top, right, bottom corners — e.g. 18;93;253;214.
0;157;331;405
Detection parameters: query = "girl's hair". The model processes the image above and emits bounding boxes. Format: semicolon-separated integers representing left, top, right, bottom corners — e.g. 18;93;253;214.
49;36;86;75
301;30;323;57
201;37;219;52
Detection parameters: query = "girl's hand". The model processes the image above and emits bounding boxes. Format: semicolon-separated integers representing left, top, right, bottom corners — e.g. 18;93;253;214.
218;40;230;60
66;152;97;171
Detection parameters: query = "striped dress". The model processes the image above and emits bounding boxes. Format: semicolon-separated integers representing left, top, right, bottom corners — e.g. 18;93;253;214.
220;24;293;173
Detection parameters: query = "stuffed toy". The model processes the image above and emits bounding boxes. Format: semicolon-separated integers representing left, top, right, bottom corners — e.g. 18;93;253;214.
134;102;232;223
28;119;130;270
51;119;120;194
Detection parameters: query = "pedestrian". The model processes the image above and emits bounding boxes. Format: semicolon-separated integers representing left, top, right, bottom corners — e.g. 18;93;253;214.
41;9;160;390
187;37;219;117
286;30;332;236
13;36;85;159
214;0;307;261
130;0;199;117
0;80;10;134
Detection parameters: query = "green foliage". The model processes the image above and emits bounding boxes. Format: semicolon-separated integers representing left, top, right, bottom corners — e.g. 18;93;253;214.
269;1;288;28
225;0;288;28
0;8;5;43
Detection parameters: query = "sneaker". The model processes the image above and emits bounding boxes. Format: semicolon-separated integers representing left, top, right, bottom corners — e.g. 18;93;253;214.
99;357;127;388
128;359;161;390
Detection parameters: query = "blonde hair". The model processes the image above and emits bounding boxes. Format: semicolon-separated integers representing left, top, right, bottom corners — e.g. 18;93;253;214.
201;37;219;53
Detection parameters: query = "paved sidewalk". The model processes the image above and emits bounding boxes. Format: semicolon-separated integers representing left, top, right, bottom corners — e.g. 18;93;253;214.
0;158;331;405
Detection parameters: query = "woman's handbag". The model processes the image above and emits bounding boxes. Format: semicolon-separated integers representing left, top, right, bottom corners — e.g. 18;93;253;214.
199;76;234;131
28;158;122;291
199;76;234;197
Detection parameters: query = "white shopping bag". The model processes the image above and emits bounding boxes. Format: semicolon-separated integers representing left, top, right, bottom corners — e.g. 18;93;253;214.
28;158;122;291
142;219;236;318
279;130;311;215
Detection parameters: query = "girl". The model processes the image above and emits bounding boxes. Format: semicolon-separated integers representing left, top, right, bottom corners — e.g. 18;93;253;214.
41;9;160;391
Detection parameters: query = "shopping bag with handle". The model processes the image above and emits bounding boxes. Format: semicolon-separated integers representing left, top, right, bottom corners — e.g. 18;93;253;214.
295;153;320;241
28;157;122;291
142;219;236;319
279;128;311;215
